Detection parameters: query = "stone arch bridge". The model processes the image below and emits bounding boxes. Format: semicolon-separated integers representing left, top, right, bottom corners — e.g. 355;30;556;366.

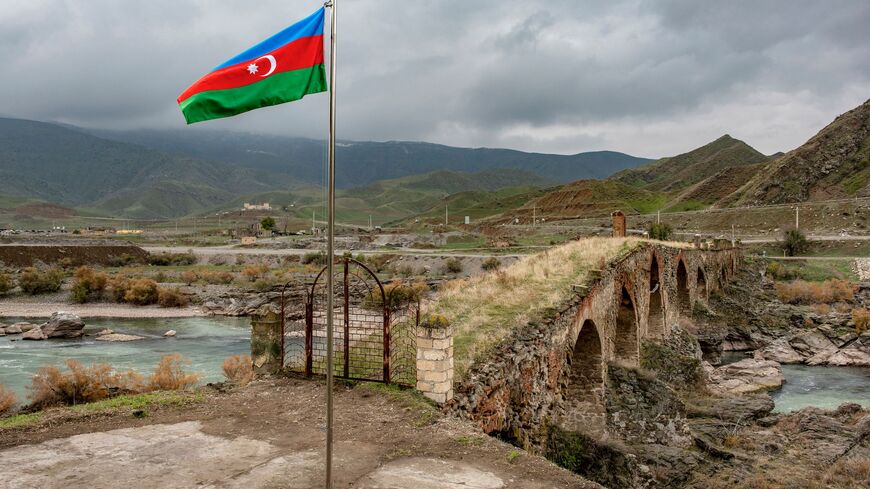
449;242;740;446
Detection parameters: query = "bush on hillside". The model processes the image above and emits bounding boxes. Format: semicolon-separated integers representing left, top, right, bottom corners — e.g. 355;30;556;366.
179;271;197;286
18;267;64;295
28;360;144;408
782;229;809;257
765;261;800;281
365;281;427;311
241;264;269;282
853;308;870;335
157;288;189;308
260;216;276;231
123;278;159;305
199;271;234;285
148;354;200;391
147;252;197;266
445;257;463;274
0;384;16;415
70;266;109;303
0;271;13;295
775;279;856;304
481;257;501;271
647;222;673;241
222;355;253;386
107;253;142;267
301;252;327;266
107;276;130;303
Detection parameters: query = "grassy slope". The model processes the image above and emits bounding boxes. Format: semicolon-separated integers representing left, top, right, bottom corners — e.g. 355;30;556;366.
428;237;643;380
725;98;870;206
513;180;669;219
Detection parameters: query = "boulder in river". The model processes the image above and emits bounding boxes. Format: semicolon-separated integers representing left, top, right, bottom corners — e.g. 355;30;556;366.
22;326;47;341
705;357;785;395
40;312;85;339
95;329;115;336
163;330;177;337
760;339;803;364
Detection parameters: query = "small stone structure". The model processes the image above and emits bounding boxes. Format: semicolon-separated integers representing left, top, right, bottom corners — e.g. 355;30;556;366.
416;316;454;404
611;211;626;238
250;307;283;375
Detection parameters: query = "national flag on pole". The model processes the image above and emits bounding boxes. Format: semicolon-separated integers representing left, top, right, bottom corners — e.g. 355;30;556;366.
177;8;327;124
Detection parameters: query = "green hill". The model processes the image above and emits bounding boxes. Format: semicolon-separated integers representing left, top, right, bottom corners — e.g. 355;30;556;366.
610;135;769;192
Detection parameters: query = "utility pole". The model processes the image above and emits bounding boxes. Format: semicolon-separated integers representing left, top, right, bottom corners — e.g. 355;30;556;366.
445;205;448;226
533;206;536;227
312;210;316;233
657;210;661;224
795;206;799;230
369;215;372;230
731;223;735;244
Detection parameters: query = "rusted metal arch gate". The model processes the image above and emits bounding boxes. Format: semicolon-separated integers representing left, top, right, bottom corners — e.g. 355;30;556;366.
281;257;418;386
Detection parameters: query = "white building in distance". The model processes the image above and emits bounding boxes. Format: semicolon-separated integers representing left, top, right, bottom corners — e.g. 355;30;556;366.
242;203;272;211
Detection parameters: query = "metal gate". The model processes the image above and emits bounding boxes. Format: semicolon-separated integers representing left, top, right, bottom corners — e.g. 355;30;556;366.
287;257;418;385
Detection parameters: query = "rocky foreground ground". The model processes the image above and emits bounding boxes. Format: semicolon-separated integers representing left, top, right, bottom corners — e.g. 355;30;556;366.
0;377;598;489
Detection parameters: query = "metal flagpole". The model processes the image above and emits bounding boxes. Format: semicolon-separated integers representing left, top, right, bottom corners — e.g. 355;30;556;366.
325;1;337;488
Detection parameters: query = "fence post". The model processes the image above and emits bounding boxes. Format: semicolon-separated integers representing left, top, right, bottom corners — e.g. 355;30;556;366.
251;306;283;376
416;314;453;404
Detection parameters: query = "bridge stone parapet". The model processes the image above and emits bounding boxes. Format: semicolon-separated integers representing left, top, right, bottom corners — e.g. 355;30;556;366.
448;242;740;449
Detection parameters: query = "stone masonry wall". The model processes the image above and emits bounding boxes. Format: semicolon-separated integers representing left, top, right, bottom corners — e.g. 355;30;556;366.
449;241;740;450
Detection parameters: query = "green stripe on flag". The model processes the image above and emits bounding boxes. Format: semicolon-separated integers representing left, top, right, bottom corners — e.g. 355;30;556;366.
180;64;327;124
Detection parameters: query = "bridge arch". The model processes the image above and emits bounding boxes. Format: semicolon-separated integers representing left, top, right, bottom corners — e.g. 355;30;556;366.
567;319;604;404
676;259;690;314
648;254;665;338
614;285;638;365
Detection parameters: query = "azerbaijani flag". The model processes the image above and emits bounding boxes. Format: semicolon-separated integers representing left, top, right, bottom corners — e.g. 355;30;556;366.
177;8;327;124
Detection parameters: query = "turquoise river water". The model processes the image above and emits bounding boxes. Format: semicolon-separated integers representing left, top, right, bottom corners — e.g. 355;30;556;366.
0;316;251;399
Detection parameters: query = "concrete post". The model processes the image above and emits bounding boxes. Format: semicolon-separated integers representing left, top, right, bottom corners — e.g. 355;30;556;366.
416;315;454;404
251;308;283;375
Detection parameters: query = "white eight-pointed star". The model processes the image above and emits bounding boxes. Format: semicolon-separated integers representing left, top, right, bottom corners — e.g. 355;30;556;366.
247;63;259;74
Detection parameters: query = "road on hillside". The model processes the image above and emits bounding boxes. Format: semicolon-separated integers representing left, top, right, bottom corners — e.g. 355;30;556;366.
143;245;524;259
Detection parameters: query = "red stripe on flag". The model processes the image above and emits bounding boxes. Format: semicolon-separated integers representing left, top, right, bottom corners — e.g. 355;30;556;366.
178;35;324;103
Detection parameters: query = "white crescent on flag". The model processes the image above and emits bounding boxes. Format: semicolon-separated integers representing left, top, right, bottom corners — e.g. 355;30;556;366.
255;55;277;77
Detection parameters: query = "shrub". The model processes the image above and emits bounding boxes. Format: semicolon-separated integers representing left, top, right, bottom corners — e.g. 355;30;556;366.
70;266;108;303
301;252;327;266
148;354;200;391
0;384;16;415
782;229;809;257
0;271;13;295
107;276;130;303
147;252;196;266
179;271;197;285
222;355;253;386
775;279;856;304
242;264;269;282
199;271;234;285
124;278;159;305
481;257;501;271
445;257;463;274
853;308;870;335
28;360;144;408
18;267;64;295
647;222;673;241
260;216;276;231
365;281;427;311
157;288;189;308
107;253;141;267
252;278;276;292
765;261;800;281
812;303;832;315
365;254;395;272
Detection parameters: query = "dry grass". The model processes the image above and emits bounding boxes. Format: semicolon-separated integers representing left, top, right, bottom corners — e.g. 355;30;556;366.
775;279;856;304
222;355;253;386
157;287;189;308
148;353;200;391
852;308;870;335
0;384;16;415
28;360;144;408
812;303;832;315
810;457;870;488
428;237;653;380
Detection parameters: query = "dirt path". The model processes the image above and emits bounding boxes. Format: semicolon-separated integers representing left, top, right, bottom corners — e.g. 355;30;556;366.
0;377;598;489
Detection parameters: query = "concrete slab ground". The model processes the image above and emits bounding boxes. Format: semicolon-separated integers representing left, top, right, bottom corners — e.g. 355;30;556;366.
0;378;599;489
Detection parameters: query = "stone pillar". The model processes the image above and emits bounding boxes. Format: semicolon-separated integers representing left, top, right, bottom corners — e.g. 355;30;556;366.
611;211;626;238
251;308;283;375
694;234;701;248
416;315;454;404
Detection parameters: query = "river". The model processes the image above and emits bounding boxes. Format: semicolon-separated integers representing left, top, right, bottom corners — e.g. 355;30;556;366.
720;351;870;412
0;316;251;400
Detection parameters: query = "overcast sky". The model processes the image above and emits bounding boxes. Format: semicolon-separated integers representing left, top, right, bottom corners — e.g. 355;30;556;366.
1;0;868;158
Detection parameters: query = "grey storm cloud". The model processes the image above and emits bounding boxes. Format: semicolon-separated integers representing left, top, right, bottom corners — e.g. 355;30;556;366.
0;0;868;157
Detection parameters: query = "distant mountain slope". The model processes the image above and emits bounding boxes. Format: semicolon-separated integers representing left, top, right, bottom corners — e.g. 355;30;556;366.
513;180;667;219
91;129;652;187
0;118;295;218
610;135;769;192
213;169;553;225
724;99;870;206
665;162;767;211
